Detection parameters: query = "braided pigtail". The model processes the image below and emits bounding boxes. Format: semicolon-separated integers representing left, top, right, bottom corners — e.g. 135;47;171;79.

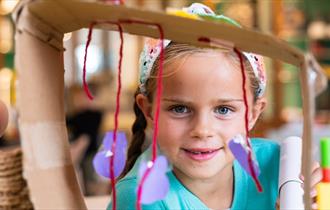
120;90;147;178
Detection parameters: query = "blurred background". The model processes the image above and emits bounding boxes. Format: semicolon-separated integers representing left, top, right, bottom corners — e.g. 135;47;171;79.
1;0;330;196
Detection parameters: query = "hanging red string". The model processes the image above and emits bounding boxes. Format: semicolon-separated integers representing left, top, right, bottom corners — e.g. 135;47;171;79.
198;37;263;192
234;48;263;192
119;19;164;210
83;22;97;100
84;21;124;210
110;23;124;210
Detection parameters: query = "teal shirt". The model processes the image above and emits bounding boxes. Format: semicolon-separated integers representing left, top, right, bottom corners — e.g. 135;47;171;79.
108;138;280;210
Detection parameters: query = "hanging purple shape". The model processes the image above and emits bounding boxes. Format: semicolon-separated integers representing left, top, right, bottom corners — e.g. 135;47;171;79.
137;156;169;204
93;131;127;178
228;134;260;177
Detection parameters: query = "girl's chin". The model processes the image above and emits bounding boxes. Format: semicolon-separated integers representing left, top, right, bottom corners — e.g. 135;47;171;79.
173;163;230;180
179;171;225;182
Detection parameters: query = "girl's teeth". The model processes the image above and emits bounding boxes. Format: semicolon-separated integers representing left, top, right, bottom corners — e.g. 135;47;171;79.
183;148;220;161
189;150;212;154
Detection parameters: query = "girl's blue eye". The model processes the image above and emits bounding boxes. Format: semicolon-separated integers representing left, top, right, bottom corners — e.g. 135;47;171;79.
215;106;231;115
170;105;189;114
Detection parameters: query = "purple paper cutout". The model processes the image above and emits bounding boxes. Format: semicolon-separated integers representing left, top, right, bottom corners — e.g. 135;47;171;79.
93;131;127;178
137;155;170;204
228;135;260;177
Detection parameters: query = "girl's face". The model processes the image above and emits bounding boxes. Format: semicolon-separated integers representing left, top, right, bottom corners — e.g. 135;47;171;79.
137;51;265;181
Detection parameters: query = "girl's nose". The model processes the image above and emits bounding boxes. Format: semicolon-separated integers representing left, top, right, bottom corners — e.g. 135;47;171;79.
189;113;214;139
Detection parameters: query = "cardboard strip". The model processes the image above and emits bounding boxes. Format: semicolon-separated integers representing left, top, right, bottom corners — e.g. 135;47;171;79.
14;2;87;209
20;122;72;170
26;165;86;209
305;53;328;96
300;55;314;209
13;0;64;51
15;18;65;122
24;0;303;66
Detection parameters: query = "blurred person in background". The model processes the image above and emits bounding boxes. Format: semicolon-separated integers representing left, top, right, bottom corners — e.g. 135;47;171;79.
66;83;103;195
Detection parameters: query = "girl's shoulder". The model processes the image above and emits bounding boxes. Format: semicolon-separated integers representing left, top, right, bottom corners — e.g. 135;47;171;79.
110;151;204;210
250;138;280;150
108;149;169;210
250;137;280;170
114;173;207;210
250;138;280;163
106;177;136;210
231;138;280;210
108;177;167;210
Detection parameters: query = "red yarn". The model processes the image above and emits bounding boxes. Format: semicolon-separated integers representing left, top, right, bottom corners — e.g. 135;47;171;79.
83;22;97;100
110;23;124;210
85;19;165;210
119;19;164;162
84;21;124;210
119;19;164;210
234;48;263;192
197;37;263;192
138;30;164;210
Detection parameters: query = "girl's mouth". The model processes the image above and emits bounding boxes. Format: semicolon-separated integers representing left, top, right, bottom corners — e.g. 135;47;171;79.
182;148;221;161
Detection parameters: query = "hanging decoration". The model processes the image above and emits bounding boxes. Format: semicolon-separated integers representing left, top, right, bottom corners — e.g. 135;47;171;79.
93;131;128;178
137;156;169;204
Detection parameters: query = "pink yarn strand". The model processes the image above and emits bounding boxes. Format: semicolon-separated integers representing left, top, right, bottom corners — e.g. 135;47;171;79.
83;20;125;210
234;48;263;192
83;22;96;100
151;28;164;162
110;23;124;210
195;38;262;191
119;19;164;210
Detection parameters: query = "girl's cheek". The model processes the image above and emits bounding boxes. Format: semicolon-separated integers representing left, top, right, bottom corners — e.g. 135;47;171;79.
158;119;179;135
224;143;236;162
219;120;245;138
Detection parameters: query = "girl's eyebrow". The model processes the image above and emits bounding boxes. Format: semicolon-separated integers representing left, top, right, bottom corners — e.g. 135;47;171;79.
162;98;191;103
162;97;244;103
215;99;244;103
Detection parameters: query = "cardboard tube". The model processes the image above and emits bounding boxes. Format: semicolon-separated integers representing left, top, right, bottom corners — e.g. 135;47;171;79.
279;136;304;209
14;4;86;210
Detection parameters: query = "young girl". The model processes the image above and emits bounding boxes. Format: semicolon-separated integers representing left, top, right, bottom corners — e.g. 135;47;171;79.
108;3;321;210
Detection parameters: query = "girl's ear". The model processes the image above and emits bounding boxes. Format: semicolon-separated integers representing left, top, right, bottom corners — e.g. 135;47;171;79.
248;97;267;131
136;93;153;123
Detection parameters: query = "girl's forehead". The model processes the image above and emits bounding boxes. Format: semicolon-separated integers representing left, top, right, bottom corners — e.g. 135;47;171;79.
163;51;239;78
161;52;247;98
